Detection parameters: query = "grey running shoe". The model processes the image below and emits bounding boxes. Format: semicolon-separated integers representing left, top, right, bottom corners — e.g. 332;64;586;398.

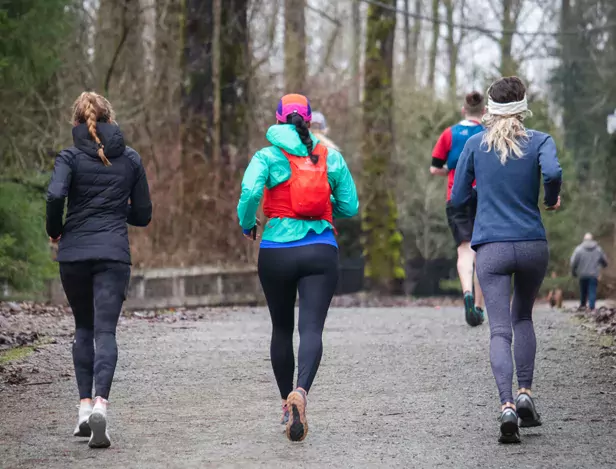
498;407;521;444
515;392;542;427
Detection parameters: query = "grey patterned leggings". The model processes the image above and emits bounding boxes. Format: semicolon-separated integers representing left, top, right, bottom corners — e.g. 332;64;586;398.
60;261;130;400
475;241;549;405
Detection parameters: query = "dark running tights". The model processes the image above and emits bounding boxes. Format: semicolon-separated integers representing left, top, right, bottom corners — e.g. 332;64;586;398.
60;261;130;400
258;244;339;399
476;241;549;405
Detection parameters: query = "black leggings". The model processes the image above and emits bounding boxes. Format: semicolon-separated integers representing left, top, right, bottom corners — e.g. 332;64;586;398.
258;244;339;399
60;261;131;400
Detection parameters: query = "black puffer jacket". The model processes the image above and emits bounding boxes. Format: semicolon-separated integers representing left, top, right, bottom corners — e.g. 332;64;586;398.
46;123;152;264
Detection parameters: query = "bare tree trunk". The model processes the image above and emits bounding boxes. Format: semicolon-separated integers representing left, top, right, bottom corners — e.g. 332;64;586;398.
427;0;440;90
403;0;411;75
95;0;143;98
499;0;520;76
284;0;306;93
212;0;222;168
409;0;422;87
156;0;181;115
443;0;457;100
180;0;249;264
350;0;362;107
362;0;404;293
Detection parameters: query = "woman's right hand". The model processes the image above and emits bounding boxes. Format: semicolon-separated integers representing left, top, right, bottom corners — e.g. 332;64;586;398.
545;196;561;211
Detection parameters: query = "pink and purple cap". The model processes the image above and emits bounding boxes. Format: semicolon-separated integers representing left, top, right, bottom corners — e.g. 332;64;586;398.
276;94;312;123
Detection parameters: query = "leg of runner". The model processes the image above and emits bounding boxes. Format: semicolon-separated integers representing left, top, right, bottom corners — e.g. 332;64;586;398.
458;242;483;326
88;261;131;449
473;267;484;309
296;245;338;393
60;262;95;438
579;278;589;310
290;244;338;443
511;241;548;428
258;248;299;424
476;241;548;442
258;244;338;442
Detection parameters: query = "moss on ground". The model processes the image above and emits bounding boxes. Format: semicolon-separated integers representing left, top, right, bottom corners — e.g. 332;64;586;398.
0;345;35;364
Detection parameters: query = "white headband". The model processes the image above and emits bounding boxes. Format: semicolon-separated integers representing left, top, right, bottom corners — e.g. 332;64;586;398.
486;94;530;116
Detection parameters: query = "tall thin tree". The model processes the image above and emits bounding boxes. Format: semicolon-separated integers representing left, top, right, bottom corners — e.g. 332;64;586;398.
362;0;405;293
284;0;306;93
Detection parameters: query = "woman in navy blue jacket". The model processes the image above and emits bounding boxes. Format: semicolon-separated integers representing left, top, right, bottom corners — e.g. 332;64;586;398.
46;91;151;449
451;77;562;444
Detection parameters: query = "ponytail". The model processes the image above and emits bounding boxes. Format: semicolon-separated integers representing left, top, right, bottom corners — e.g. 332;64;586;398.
72;91;115;167
85;99;111;166
287;113;318;164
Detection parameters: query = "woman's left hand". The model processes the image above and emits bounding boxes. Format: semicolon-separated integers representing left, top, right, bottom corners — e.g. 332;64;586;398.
242;218;261;240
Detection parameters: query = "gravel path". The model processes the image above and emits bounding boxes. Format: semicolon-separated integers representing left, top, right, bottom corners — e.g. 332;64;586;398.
1;305;616;469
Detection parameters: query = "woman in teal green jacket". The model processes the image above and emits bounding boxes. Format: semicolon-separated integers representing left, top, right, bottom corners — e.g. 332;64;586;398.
238;94;358;442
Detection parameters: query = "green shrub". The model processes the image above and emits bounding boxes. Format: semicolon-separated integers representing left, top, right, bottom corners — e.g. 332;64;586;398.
0;180;56;293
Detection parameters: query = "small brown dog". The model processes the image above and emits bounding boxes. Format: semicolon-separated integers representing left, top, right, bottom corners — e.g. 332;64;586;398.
547;271;563;309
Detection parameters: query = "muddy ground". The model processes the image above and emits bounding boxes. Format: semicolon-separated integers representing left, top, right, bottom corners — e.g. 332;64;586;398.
1;305;616;469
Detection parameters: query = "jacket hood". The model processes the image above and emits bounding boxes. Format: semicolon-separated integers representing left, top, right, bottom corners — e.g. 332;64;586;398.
582;240;598;250
72;122;126;159
266;124;319;156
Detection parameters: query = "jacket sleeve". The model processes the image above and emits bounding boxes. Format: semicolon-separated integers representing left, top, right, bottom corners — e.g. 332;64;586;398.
127;152;152;227
237;151;269;230
46;151;73;239
538;135;562;207
328;150;359;218
450;145;475;207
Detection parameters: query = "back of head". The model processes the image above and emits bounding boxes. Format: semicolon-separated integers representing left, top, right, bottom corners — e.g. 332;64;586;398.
482;76;531;164
311;111;328;132
463;91;485;118
584;233;593;242
72;91;116;167
276;93;318;164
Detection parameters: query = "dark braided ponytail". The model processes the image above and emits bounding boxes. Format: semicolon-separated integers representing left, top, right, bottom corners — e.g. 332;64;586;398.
288;113;318;164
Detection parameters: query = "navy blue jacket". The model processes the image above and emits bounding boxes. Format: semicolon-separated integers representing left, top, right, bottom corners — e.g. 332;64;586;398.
46;123;152;264
450;129;562;248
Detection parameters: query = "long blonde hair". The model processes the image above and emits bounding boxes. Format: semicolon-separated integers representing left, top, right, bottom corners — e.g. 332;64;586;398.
481;77;531;165
72;92;116;167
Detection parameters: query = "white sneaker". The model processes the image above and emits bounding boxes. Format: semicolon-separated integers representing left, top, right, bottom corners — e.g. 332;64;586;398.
73;401;93;437
88;397;111;448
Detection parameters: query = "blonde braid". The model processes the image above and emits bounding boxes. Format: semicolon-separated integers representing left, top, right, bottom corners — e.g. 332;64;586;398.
84;98;111;167
72;91;115;167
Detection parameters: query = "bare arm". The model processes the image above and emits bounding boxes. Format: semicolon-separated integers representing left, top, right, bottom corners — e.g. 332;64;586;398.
430;165;449;176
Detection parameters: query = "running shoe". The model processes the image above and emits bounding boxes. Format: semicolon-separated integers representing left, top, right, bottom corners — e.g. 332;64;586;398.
474;306;485;325
515;392;542;427
73;400;92;437
281;403;290;426
464;292;482;327
498;407;521;444
286;389;308;442
88;397;111;448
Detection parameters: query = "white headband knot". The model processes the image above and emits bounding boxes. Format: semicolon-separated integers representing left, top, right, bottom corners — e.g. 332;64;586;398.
486;94;531;117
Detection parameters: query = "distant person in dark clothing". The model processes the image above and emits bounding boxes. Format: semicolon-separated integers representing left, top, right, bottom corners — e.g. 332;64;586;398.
451;76;562;444
46;91;152;449
571;233;608;311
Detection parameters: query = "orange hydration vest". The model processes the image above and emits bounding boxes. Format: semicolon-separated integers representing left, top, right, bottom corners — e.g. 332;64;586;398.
263;143;334;226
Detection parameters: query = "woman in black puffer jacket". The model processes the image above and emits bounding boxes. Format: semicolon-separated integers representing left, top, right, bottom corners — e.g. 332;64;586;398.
46;91;152;449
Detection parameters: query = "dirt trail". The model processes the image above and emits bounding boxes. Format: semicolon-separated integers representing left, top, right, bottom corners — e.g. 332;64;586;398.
1;306;616;469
